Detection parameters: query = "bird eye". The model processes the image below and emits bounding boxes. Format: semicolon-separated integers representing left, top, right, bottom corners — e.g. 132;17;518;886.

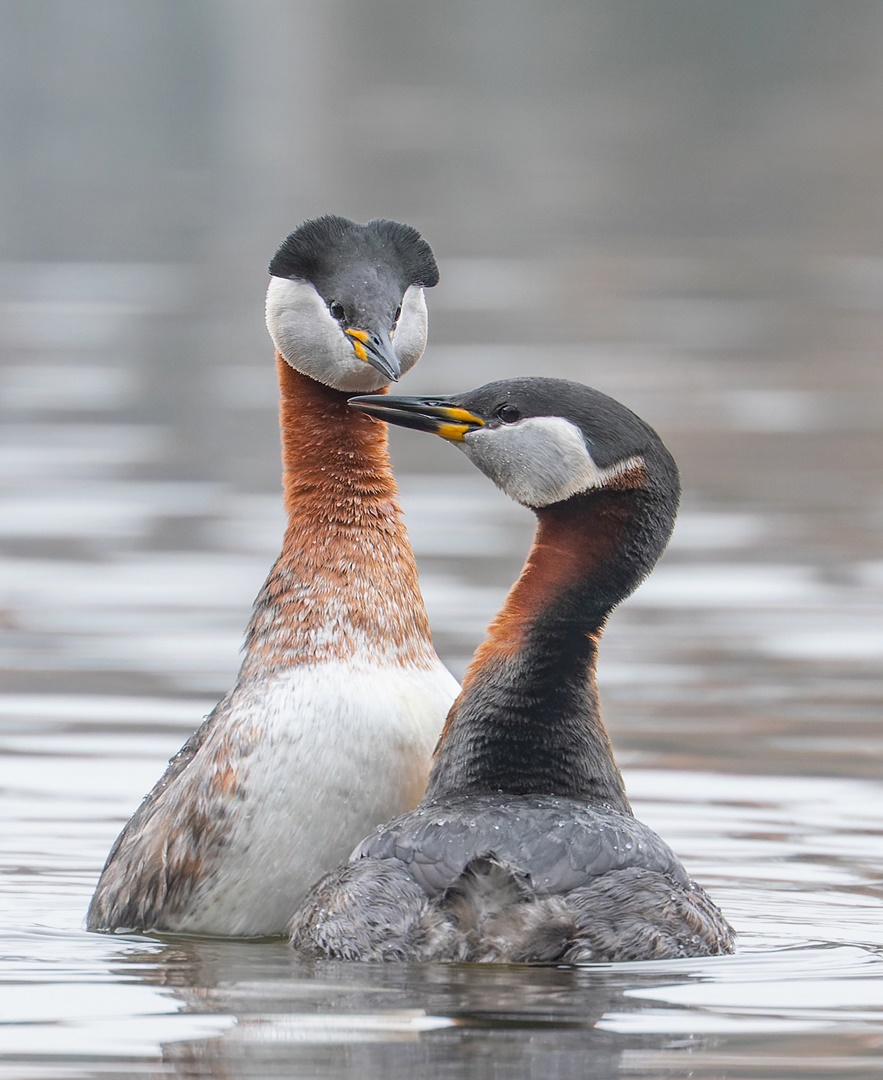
393;306;402;327
329;301;346;323
496;404;521;424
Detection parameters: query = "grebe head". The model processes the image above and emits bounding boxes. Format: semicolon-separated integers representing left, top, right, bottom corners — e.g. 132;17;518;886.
266;215;439;393
350;376;678;510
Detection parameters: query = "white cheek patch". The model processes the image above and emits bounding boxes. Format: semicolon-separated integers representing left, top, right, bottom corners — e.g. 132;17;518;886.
391;286;429;377
460;416;644;508
265;277;391;393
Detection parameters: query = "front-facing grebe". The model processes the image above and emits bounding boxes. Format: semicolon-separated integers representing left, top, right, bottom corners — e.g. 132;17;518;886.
289;377;735;962
87;216;459;936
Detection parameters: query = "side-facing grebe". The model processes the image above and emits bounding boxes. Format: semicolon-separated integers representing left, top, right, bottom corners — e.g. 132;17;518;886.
290;377;735;962
87;216;459;936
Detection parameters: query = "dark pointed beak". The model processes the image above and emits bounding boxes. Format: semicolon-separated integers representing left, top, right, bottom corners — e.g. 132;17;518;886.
349;394;486;441
345;326;401;383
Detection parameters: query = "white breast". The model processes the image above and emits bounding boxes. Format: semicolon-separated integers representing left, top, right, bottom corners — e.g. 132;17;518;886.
164;659;458;937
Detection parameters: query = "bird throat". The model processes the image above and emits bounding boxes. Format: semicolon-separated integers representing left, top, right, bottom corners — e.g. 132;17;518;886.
424;493;647;810
240;356;436;673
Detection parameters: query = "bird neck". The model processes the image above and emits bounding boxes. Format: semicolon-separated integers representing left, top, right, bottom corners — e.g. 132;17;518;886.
425;484;676;810
240;354;436;673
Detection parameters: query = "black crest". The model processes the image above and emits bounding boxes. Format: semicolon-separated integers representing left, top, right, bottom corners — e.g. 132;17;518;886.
269;215;439;290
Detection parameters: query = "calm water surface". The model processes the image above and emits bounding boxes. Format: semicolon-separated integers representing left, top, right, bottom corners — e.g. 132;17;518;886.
3;4;883;1077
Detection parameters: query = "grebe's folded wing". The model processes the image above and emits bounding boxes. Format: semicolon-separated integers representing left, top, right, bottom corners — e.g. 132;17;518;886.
352;794;690;897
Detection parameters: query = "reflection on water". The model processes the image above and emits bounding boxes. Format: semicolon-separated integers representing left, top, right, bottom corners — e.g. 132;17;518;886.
3;2;883;1078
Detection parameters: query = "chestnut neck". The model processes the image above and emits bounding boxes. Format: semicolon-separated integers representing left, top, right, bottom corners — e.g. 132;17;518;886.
240;355;435;673
425;481;677;811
